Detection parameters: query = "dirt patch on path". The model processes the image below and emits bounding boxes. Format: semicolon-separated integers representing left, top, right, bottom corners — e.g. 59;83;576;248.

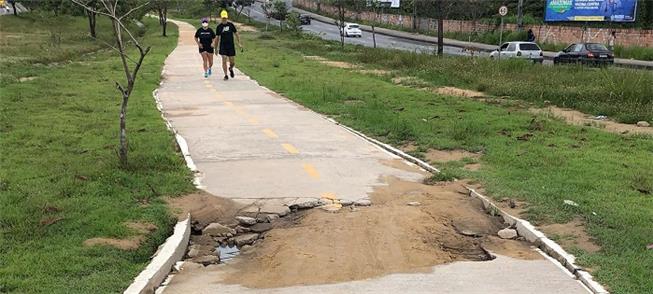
218;177;540;289
167;191;242;229
538;219;601;253
531;106;653;136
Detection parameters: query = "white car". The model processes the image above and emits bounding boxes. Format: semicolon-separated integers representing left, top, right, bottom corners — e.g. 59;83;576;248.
341;23;362;38
490;42;544;63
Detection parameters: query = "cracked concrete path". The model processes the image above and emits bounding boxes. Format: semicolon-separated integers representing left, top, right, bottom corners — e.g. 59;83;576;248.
158;20;590;294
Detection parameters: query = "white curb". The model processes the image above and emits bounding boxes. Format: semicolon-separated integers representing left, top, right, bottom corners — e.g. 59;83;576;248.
152;89;204;188
124;215;191;294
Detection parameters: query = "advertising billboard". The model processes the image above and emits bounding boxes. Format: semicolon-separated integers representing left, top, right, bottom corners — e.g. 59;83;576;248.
545;0;637;22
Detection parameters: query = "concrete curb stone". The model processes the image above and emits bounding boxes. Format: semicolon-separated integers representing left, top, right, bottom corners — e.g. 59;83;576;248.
124;215;191;294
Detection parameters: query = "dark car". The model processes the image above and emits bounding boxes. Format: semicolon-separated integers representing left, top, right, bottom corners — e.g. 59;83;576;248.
553;43;614;66
300;15;311;25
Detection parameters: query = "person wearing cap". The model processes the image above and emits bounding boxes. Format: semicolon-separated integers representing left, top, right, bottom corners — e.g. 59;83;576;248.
213;10;243;80
195;18;216;78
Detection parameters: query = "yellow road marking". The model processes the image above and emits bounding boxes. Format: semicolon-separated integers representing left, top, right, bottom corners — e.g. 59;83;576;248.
204;84;212;88
262;128;278;139
224;101;234;107
234;106;247;116
321;192;337;200
248;117;259;124
303;163;320;179
282;143;300;154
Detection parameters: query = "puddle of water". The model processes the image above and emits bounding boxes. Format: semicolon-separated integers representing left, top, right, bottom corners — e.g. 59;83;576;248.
218;244;240;262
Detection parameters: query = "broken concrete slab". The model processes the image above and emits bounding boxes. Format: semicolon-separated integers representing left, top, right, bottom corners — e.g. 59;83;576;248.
232;233;260;247
235;216;257;226
202;223;234;237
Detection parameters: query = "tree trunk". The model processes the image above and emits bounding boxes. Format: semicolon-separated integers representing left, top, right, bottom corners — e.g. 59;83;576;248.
162;6;168;37
118;92;129;166
372;25;376;48
11;3;17;16
87;10;97;38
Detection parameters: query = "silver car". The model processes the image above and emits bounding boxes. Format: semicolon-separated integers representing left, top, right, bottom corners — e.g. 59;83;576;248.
490;42;544;63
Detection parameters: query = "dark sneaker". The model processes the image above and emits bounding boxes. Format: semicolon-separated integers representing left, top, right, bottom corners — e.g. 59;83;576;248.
229;66;235;78
223;75;229;81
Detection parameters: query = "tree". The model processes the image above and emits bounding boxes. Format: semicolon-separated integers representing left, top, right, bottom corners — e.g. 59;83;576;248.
262;0;273;31
334;0;346;48
286;11;302;35
73;0;151;166
86;0;98;38
151;0;168;36
272;0;288;31
436;0;443;56
235;0;255;23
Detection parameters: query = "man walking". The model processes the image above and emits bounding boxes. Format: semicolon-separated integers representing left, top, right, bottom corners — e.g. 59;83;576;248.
214;10;243;81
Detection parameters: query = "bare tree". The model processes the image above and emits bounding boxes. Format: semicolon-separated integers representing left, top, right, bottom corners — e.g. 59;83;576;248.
262;0;273;31
86;0;98;38
335;0;345;48
73;0;151;166
8;0;17;16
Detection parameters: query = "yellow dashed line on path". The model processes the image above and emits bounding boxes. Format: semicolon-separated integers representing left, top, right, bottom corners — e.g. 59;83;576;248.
282;143;300;154
303;163;320;179
248;117;259;124
262;128;278;139
224;101;234;107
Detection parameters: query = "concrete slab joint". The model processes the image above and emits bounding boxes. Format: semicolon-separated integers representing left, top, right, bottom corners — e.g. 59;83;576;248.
124;215;191;294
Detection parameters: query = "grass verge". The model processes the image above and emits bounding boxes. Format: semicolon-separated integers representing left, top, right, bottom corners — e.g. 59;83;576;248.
232;23;653;294
0;14;193;293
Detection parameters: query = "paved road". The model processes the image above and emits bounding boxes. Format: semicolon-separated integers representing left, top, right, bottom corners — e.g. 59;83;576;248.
247;2;479;57
158;20;590;294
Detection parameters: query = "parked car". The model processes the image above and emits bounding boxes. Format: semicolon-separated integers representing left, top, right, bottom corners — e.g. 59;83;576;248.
490;42;544;63
299;14;311;25
554;43;614;66
341;23;362;38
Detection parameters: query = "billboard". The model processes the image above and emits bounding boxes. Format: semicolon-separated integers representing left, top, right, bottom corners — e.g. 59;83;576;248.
545;0;637;22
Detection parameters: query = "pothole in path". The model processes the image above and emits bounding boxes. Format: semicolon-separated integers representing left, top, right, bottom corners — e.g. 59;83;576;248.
217;244;240;262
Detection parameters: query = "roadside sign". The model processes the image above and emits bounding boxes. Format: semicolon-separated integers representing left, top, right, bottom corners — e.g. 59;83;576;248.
499;6;508;16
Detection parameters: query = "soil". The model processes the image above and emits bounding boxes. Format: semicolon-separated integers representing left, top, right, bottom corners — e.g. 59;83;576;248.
538;219;601;253
530;106;653;136
464;163;482;171
166;191;242;229
357;69;390;76
233;22;258;32
424;149;481;163
303;55;359;69
434;86;486;98
391;76;430;88
83;221;158;251
218;177;540;289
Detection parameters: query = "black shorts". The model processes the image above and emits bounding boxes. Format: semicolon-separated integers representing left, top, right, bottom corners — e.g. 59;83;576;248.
199;46;214;54
219;44;236;57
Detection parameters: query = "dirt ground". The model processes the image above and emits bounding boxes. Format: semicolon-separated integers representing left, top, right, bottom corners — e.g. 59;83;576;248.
538;218;601;253
167;191;242;229
304;56;359;69
83;221;158;250
434;86;486;98
216;176;540;289
424;149;482;163
531;106;653;136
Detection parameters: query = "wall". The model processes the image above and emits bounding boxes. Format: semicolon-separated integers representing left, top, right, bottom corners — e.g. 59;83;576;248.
295;0;653;48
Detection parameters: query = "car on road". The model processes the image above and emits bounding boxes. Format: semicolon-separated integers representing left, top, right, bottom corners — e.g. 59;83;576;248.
490;42;543;63
300;14;311;25
341;23;362;38
553;43;614;66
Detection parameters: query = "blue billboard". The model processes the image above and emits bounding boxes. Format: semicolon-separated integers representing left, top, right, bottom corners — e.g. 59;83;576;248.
545;0;637;22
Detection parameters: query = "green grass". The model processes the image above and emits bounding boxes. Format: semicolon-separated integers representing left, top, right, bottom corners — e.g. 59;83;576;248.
0;14;193;293
232;24;653;293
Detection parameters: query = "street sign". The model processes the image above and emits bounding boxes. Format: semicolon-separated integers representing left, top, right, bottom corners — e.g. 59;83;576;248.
499;6;508;16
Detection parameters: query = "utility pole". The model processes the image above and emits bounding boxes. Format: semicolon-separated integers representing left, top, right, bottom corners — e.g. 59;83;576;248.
436;0;443;56
412;0;417;32
517;0;524;31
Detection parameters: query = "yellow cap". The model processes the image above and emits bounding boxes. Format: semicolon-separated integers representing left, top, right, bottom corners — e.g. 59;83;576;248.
220;10;228;19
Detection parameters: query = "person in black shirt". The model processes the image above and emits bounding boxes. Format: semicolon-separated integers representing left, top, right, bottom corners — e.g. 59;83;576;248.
194;18;216;78
213;10;242;80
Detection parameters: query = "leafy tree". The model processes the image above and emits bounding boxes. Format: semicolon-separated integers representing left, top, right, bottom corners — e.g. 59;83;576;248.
235;0;255;23
286;11;302;34
151;0;169;36
272;0;288;31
